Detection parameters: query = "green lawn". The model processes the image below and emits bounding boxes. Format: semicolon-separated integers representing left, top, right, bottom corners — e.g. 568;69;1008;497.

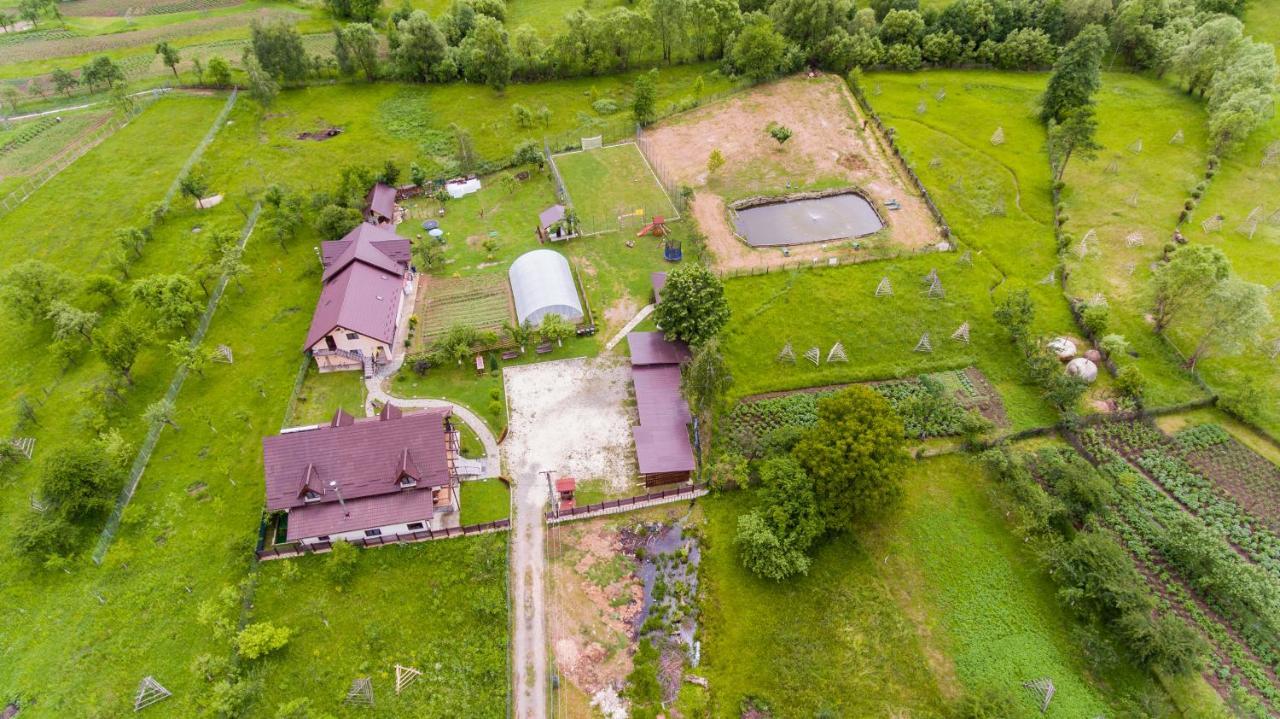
700;454;1194;717
460;479;510;524
720;253;1059;430
1059;73;1212;409
552;141;678;232
0;107;113;195
285;365;366;426
249;534;509;717
698;491;952;718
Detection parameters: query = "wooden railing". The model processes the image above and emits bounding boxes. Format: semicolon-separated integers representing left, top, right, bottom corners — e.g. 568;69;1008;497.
546;484;707;523
256;518;510;560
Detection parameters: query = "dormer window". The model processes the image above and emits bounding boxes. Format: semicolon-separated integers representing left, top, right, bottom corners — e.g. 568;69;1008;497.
303;490;321;502
398;476;417;488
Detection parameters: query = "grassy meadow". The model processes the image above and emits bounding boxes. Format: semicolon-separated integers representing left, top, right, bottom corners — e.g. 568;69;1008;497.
553;141;679;228
1059;73;1213;408
460;479;511;525
699;454;1190;717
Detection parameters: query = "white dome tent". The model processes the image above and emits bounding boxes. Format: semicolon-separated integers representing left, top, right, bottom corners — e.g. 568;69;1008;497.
508;249;584;325
1066;357;1099;383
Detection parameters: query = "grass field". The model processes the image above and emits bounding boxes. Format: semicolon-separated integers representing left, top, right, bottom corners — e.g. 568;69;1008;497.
460;479;511;525
1059;73;1213;409
0;107;112;194
552;142;678;232
699;454;1184;716
286;365;366;426
720;253;1059;430
249;534;509;717
1176;111;1280;437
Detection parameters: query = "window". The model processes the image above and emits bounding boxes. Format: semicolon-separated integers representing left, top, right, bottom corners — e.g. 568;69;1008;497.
407;522;425;531
317;535;330;542
303;490;320;503
364;528;382;538
432;489;442;505
345;332;359;341
398;476;417;488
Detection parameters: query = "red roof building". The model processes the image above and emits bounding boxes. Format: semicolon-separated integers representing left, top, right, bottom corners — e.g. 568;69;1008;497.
263;406;460;544
627;332;695;486
364;183;398;225
305;222;411;375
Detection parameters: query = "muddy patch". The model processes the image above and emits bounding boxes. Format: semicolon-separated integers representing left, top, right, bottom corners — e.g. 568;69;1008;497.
296;126;343;141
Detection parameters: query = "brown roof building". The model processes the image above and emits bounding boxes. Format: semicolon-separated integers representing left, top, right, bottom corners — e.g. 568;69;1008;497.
627;332;696;486
263;405;460;544
305;222;411;375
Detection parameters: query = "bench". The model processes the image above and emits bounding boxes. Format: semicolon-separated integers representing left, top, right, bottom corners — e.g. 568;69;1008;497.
535;342;553;354
501;350;520;360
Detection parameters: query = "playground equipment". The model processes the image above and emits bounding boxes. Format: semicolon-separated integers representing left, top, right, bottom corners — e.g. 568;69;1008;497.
663;236;683;262
637;216;668;238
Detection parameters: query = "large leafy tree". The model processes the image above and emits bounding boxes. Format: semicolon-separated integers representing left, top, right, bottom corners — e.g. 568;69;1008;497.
682;337;733;418
154;41;181;79
36;445;125;521
94;317;150;385
1150;245;1230;334
1039;23;1107;123
460;15;512;90
735;456;824;581
1173;16;1243;97
1182;278;1271;370
0;260;69;324
336;23;380;81
653;262;730;346
1047;104;1100;181
792;386;907;529
130;274;202;333
632;69;657;126
394;11;452;82
729;15;787;83
249;19;309;82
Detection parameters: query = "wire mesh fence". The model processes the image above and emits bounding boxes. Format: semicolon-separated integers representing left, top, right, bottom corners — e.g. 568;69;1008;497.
158;87;237;212
93;200;263;563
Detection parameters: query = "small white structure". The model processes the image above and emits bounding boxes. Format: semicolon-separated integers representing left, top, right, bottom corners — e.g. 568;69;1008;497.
445;177;482;198
1066;357;1098;383
509;249;584;325
1048;337;1077;361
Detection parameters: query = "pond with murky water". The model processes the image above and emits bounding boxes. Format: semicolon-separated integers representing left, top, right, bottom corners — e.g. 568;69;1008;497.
732;191;884;247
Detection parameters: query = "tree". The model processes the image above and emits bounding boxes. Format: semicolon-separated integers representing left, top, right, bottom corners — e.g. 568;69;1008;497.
412;234;446;271
993;289;1036;346
395;10;452;82
792;386;907;529
653;262;730;346
706;149;725;175
130;274;202;333
80;56;124;93
648;0;689;63
94;317;150;384
51;67;78;97
461;15;512;90
36;445;124;521
169;338;218;376
315;204;363;241
994;27;1057;69
632;69;657;126
338;23;379;81
1173;16;1243;97
115;226;150;259
207;56;232;86
1150;245;1230;333
735;456;824;581
511;102;534;128
0;260;69;324
242;53;280;109
145;398;181;431
155;41;181;79
46;300;99;344
1183;278;1271;370
326;540;359;584
17;0;43;28
178;170;210;208
1039;24;1107;123
879;8;925;45
730;16;787;82
235;622;292;660
503;319;535;352
768;123;793;146
249;19;309;81
1208;86;1274;155
682;337;732;418
1047;104;1100;182
538;313;574;346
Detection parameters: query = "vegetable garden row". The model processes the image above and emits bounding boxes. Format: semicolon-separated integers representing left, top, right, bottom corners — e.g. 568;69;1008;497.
1074;423;1280;715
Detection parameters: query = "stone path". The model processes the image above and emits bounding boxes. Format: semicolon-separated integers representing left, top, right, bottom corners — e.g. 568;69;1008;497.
603;303;655;352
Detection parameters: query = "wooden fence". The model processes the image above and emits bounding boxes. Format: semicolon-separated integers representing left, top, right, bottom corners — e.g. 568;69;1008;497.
256;518;511;561
546;484;707;524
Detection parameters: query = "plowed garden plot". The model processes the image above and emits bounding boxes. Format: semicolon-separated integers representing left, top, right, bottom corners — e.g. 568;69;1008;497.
413;273;513;351
1175;424;1280;532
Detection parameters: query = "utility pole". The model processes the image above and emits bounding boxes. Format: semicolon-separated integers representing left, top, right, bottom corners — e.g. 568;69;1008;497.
540;470;556;518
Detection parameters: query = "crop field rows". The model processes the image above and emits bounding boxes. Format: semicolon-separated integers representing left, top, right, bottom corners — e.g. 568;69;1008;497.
415;273;514;349
1176;425;1280;532
1076;427;1280;714
61;0;242;16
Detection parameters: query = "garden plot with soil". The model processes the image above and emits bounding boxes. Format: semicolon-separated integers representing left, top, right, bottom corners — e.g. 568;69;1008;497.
640;75;940;271
548;506;703;718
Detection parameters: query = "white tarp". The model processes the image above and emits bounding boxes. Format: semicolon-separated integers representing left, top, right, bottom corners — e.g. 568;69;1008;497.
508;249;584;325
445;177;482;198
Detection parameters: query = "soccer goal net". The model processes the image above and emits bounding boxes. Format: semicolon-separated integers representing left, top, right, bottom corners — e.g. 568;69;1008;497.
581;135;604;150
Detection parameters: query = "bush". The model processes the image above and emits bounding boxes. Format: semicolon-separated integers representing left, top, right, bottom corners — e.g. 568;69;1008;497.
11;511;81;562
326;540;359;585
591;98;619;115
1080;303;1109;338
235;622;292;660
951;686;1019;719
1115;364;1146;403
511;139;543;168
407;351;431;376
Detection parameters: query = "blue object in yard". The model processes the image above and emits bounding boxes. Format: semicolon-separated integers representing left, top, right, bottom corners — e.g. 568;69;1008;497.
428;228;444;238
663;242;683;262
422;220;439;231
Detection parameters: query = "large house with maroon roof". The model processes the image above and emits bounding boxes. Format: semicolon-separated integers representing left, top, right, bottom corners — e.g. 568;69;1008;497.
305;222;412;375
263;404;461;546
